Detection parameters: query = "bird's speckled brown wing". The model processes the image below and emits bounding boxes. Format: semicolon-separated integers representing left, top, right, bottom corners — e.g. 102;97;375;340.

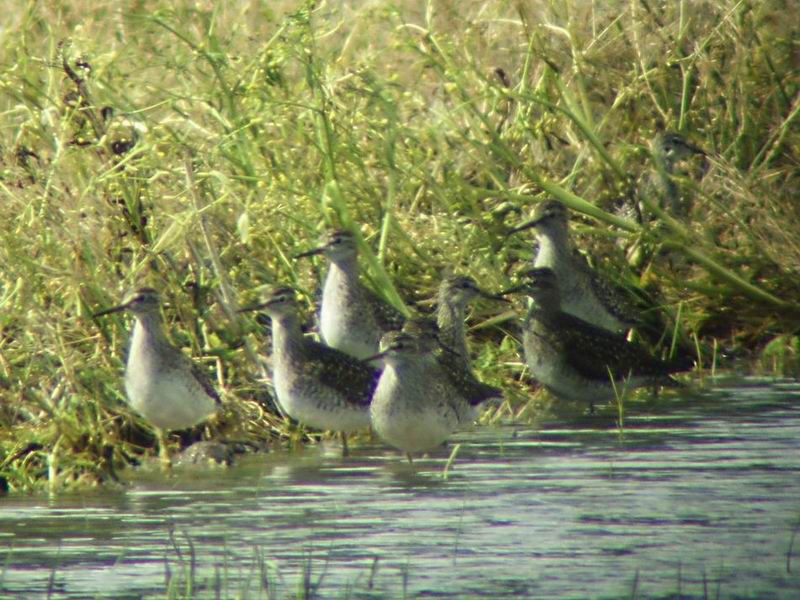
554;312;675;382
363;286;406;332
436;356;503;406
303;341;380;406
582;265;640;328
189;360;222;405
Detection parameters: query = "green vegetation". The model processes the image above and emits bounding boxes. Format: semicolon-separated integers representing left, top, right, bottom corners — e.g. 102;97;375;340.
1;535;390;599
0;0;798;492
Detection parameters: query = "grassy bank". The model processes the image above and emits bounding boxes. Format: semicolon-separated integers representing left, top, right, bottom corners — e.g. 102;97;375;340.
0;0;798;492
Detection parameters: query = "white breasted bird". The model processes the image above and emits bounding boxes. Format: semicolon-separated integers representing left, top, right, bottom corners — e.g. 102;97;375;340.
94;287;220;465
296;230;406;361
240;286;379;456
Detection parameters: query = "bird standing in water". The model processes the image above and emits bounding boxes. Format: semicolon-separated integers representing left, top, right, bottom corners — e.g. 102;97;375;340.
94;288;220;466
510;268;688;409
368;331;501;461
509;200;639;334
240;286;378;456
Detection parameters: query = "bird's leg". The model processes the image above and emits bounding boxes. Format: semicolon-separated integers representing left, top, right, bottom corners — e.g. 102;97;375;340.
340;432;349;458
406;453;414;464
156;428;172;469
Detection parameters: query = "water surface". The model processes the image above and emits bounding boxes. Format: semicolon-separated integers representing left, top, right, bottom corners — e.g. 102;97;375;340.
1;377;799;598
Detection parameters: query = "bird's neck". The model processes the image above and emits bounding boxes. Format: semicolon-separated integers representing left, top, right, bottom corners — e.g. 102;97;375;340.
652;154;679;207
536;227;570;265
271;314;305;363
528;296;561;323
436;301;468;359
128;312;170;368
132;312;170;346
327;255;359;283
323;257;362;302
386;355;433;384
653;148;676;174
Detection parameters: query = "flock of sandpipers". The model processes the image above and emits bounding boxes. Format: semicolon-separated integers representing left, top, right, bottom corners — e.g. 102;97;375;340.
95;133;703;465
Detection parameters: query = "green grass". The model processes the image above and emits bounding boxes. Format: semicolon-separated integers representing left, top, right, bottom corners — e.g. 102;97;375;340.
0;0;798;492
1;536;394;599
1;530;786;598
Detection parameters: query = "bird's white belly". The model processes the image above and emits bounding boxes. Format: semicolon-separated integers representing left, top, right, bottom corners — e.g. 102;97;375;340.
524;331;606;403
273;369;370;432
372;407;452;454
370;370;456;453
125;371;216;430
318;272;380;360
319;304;377;360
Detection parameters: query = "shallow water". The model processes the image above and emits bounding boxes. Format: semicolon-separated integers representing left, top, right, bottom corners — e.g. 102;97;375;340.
2;377;800;599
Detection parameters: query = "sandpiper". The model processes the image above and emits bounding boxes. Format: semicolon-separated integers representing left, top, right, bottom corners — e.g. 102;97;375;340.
94;288;220;464
296;230;405;360
509;199;638;334
614;132;707;225
649;131;706;217
512;268;687;407
399;317;502;396
436;275;508;374
367;331;502;461
240;286;378;456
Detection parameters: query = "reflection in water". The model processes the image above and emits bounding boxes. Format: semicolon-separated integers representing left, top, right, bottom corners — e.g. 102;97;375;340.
1;378;800;598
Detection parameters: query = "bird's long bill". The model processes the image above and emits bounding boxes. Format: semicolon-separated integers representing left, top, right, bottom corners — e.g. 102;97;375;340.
236;302;271;314
93;302;130;318
685;141;706;156
362;350;388;363
293;246;325;259
506;216;543;236
478;288;512;303
496;283;528;297
516;267;545;280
